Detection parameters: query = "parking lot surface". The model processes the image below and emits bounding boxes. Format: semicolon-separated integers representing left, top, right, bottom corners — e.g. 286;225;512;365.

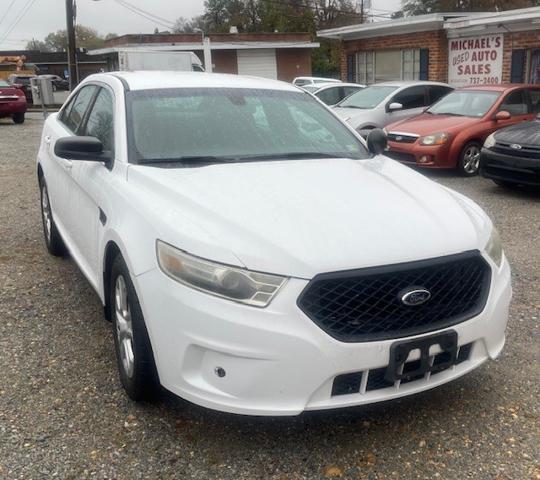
1;113;539;480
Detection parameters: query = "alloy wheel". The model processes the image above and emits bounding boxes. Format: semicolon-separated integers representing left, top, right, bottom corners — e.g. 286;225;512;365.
463;145;481;174
115;275;135;378
41;184;52;243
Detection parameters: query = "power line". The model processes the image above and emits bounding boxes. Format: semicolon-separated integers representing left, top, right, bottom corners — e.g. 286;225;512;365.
0;0;39;48
112;0;175;29
0;0;17;29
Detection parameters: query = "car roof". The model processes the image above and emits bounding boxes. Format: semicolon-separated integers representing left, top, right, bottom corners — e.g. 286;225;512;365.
315;82;364;90
375;80;451;88
458;84;536;92
91;71;301;92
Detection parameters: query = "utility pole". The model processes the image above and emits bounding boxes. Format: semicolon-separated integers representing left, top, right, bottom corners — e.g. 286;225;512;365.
66;0;78;89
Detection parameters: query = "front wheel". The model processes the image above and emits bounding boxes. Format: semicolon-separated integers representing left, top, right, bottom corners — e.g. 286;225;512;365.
110;255;159;401
458;142;481;176
39;178;66;256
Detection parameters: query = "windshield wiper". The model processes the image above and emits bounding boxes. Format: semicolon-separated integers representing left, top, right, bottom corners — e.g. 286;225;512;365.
139;155;237;165
339;105;367;109
432;112;465;117
236;152;360;161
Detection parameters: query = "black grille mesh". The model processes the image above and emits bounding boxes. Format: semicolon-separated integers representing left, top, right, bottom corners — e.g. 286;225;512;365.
298;252;490;342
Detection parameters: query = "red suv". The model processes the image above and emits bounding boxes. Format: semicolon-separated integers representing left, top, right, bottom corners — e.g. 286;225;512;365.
0;79;27;124
385;85;540;176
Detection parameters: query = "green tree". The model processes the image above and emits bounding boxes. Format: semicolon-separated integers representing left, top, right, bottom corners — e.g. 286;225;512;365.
42;25;106;52
25;38;50;51
400;0;540;16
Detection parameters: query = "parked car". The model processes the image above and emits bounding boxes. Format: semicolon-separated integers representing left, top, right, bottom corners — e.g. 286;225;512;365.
38;74;69;91
480;114;540;187
333;81;453;138
293;76;341;87
37;71;511;416
385;85;540;176
0;78;27;124
7;74;37;103
302;82;365;106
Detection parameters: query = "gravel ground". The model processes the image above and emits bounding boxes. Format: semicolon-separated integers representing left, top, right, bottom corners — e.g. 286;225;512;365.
0;113;539;480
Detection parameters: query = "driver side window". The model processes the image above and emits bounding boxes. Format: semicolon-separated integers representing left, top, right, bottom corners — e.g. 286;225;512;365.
391;86;427;110
80;87;114;153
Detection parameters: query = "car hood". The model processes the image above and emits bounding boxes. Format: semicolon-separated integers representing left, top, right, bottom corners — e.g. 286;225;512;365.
387;113;480;136
332;106;374;124
128;157;490;279
494;119;540;145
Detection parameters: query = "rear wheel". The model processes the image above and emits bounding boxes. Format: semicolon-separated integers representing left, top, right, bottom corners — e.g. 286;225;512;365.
110;255;159;401
39;178;66;256
13;113;25;124
458;142;481;176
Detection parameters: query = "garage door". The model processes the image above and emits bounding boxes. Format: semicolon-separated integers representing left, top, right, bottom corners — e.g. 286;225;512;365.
237;49;277;79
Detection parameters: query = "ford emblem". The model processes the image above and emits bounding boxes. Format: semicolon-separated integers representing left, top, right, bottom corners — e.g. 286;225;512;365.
395;135;403;141
400;288;431;306
510;144;522;150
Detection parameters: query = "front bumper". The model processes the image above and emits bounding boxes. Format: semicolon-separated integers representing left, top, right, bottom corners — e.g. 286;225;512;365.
480;148;540;186
135;254;511;416
386;142;454;169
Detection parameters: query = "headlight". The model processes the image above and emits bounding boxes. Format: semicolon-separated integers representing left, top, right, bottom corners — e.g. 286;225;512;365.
420;132;449;146
483;133;496;149
156;240;286;307
485;227;503;267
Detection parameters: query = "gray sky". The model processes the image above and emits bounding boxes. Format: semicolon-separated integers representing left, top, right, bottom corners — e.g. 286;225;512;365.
0;0;401;50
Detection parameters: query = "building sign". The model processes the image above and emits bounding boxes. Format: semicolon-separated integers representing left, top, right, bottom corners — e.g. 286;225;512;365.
448;34;504;87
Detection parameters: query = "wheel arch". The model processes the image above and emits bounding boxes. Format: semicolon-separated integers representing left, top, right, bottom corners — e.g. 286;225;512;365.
103;240;122;321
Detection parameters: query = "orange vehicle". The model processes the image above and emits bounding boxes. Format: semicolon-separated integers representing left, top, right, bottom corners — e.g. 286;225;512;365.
385;85;540;176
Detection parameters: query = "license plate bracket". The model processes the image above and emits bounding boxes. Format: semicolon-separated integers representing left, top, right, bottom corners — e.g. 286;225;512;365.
385;331;458;383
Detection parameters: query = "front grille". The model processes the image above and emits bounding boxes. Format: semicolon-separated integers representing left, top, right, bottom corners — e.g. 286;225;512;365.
385;150;417;163
387;132;418;143
331;342;474;396
493;142;540;159
298;251;491;343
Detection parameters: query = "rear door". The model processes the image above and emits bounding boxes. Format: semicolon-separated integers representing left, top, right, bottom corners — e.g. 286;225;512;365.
45;84;97;243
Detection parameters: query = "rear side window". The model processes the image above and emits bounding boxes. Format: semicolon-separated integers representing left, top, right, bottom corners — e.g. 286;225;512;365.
81;88;114;152
428;86;452;104
391;86;427;110
528;89;540;113
499;90;528;115
60;85;97;132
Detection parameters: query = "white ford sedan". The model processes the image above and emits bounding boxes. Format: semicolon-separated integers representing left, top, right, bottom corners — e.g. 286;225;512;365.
37;72;511;416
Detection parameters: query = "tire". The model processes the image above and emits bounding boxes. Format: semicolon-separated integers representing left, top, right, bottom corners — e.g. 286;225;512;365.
110;255;159;401
39;178;66;256
493;179;518;189
458;142;481;176
13;113;25;124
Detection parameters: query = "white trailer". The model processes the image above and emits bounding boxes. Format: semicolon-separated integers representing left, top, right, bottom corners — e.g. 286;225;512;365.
99;49;204;72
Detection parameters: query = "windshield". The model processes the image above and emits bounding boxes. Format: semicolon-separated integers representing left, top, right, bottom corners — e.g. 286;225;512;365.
128;88;369;164
428;90;500;117
294;79;310;86
0;80;10;87
338;85;398;109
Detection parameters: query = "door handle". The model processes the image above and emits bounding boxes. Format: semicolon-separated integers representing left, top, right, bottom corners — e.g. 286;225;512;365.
61;160;73;171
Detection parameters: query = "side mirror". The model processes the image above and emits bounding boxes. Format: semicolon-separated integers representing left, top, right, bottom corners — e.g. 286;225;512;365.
54;136;111;163
494;110;511;121
366;128;388;155
12;83;24;90
388;102;403;112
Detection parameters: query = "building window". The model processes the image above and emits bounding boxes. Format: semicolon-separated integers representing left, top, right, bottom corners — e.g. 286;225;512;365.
528;49;540;84
354;49;421;84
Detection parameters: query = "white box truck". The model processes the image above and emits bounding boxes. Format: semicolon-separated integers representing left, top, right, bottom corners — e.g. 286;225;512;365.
106;49;204;72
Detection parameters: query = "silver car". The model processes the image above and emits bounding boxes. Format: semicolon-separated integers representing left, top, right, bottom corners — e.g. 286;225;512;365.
333;81;453;137
302;82;365;106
